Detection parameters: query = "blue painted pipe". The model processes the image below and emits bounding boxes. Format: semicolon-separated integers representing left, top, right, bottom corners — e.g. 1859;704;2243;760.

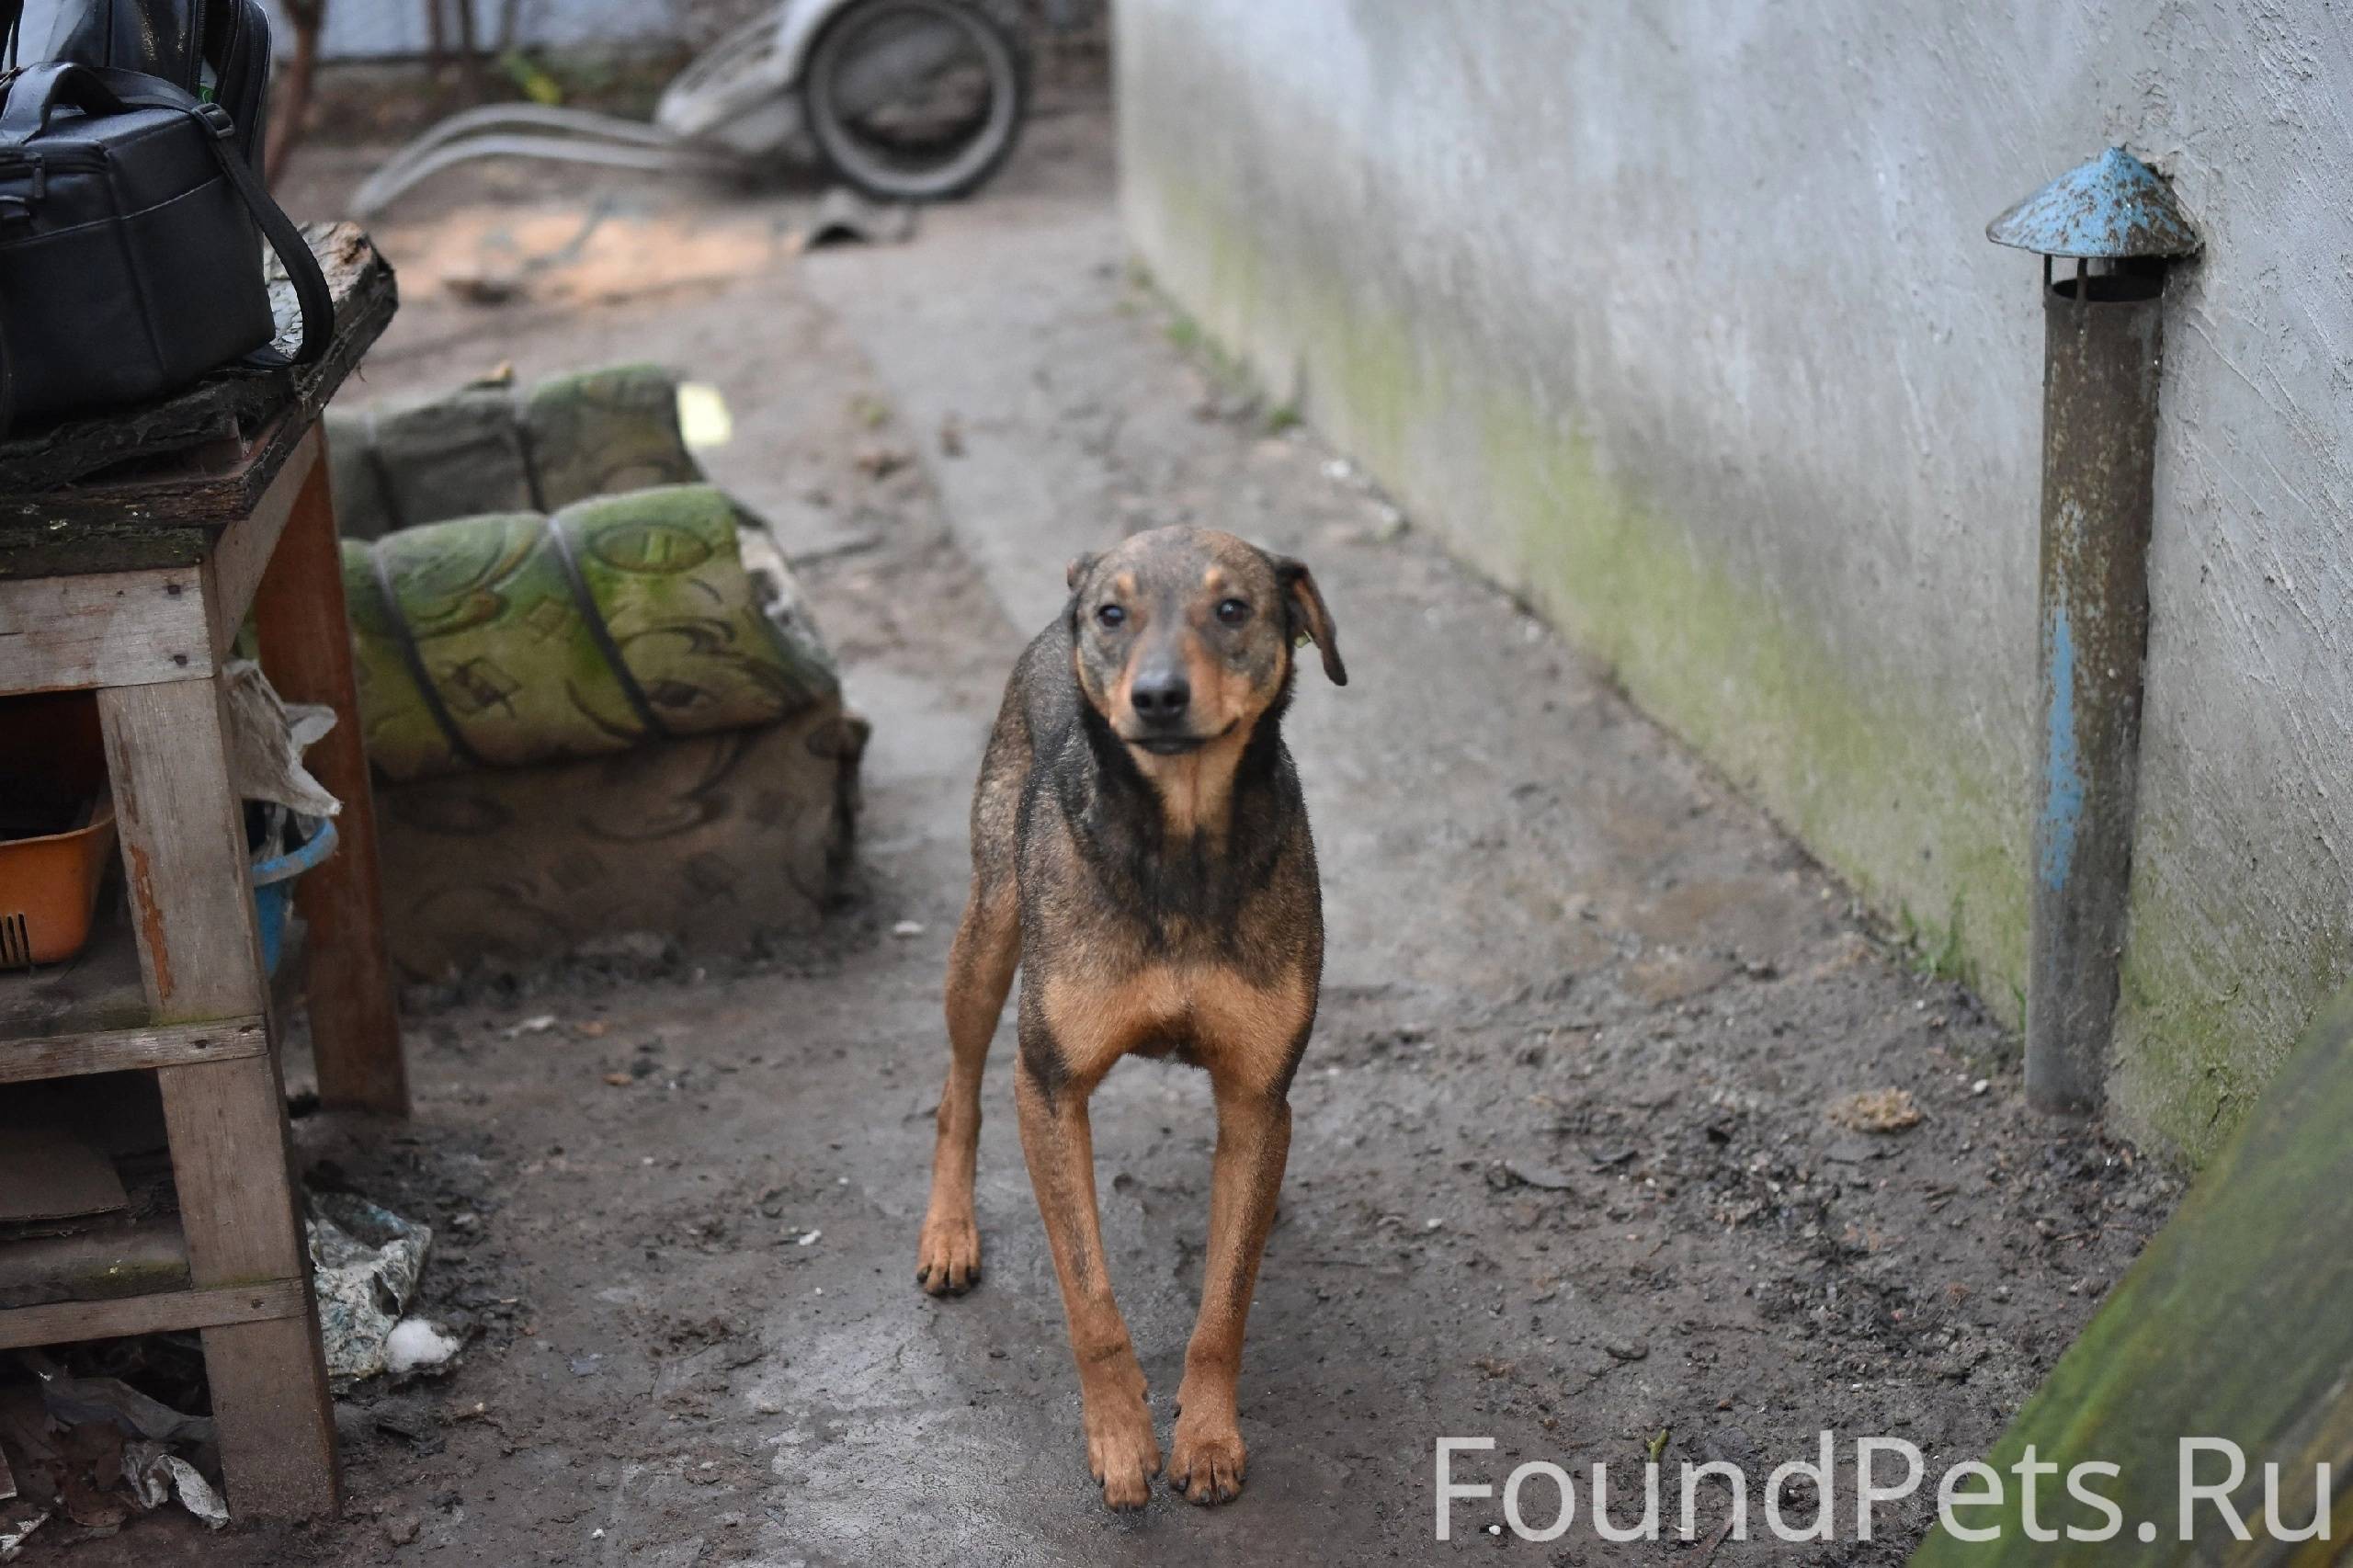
2026;269;2164;1115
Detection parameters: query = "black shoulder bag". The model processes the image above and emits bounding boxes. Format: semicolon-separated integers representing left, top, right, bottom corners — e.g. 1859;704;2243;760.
31;0;276;170
0;60;332;437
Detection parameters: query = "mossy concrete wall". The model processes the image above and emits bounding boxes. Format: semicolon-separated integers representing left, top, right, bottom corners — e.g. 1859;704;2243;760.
1115;0;2353;1165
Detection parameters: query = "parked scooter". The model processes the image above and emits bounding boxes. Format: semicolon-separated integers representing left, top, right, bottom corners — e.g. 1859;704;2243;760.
353;0;1029;216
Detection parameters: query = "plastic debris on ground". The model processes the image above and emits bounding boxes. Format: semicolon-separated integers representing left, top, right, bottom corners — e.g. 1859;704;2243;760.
307;1191;457;1386
383;1320;463;1378
0;1433;38;1562
0;1353;228;1554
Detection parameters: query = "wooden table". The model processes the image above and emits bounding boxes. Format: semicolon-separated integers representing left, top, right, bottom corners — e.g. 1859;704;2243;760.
0;225;403;1519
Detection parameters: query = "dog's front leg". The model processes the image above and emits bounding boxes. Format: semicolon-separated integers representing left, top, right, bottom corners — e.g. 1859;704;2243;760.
1169;1078;1292;1506
917;886;1018;1295
1015;1056;1161;1510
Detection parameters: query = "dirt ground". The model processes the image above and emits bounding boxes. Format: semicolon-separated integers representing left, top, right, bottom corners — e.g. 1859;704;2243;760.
28;105;2180;1565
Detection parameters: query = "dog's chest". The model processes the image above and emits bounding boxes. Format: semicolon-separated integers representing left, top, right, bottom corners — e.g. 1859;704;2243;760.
1038;959;1313;1087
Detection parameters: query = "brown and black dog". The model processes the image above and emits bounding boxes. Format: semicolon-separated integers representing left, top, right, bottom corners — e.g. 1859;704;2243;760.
915;525;1346;1510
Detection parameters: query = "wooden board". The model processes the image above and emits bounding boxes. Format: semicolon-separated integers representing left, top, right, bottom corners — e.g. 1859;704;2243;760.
97;676;269;1022
251;441;408;1114
0;1017;267;1085
157;1049;341;1517
0;225;399;578
99;671;343;1515
1907;985;2353;1564
0;563;215;693
199;1314;340;1516
0;1278;302;1350
204;426;320;656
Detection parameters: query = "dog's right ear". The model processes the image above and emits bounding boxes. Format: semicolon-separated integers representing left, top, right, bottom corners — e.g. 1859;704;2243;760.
1276;557;1347;686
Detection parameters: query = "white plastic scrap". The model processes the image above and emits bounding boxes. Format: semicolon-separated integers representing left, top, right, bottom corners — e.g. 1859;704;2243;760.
0;1451;34;1564
385;1318;462;1377
222;659;341;819
0;1506;44;1562
165;1459;228;1530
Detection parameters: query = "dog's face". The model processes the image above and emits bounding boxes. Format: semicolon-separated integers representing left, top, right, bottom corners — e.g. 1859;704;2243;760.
1066;527;1346;756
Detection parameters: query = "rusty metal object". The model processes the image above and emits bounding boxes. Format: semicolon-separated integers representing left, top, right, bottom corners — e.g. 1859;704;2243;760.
1987;147;2200;260
2027;271;2165;1115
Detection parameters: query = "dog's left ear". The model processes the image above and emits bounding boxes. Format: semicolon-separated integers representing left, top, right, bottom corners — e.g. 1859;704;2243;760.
1065;552;1099;592
1276;557;1347;686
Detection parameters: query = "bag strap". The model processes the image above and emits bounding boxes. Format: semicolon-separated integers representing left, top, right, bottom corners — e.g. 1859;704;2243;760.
0;62;331;366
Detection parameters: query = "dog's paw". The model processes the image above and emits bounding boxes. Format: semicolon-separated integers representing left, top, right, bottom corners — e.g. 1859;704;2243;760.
1168;1412;1247;1506
1084;1392;1162;1511
914;1210;982;1296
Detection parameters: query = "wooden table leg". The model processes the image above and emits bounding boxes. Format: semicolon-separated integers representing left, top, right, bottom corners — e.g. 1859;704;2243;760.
252;436;408;1116
99;674;340;1519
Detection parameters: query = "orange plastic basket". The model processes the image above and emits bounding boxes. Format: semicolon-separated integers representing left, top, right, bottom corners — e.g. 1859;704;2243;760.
0;693;118;970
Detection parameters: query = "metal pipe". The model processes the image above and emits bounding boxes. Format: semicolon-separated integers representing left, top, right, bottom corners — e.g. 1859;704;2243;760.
2026;269;2165;1115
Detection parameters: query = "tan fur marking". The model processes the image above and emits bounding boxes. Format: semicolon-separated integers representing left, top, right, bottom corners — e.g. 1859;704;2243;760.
1188;964;1315;1089
1108;657;1136;729
1040;967;1186;1085
1041;961;1310;1091
1130;729;1246;840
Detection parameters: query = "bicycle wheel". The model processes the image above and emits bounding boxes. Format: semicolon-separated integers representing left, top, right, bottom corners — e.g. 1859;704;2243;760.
802;0;1029;202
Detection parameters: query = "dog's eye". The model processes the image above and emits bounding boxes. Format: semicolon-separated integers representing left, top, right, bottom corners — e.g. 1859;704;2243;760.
1214;598;1250;626
1095;604;1126;630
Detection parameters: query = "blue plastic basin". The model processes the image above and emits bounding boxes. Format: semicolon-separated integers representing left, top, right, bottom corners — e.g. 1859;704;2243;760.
250;817;338;977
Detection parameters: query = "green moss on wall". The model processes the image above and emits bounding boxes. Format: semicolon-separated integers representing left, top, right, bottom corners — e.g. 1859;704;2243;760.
2114;843;2353;1165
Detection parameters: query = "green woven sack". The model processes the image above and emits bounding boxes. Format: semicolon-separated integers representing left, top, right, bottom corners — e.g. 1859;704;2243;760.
344;485;835;782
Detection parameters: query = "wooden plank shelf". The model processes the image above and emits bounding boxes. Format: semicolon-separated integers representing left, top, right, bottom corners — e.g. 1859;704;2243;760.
0;896;266;1074
0;1210;189;1312
0;897;149;1041
0;880;282;1094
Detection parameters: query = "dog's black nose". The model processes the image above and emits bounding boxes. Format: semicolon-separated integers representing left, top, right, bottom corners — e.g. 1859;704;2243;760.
1131;672;1191;724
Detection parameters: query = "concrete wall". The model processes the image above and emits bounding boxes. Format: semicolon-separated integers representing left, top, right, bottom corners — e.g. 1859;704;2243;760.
256;0;688;59
1115;0;2353;1165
